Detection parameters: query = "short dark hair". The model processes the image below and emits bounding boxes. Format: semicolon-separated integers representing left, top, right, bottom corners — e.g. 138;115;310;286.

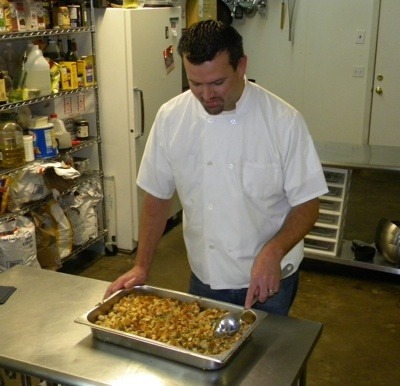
178;20;244;70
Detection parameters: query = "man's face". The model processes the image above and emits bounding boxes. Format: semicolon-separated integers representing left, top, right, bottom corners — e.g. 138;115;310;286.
184;51;247;115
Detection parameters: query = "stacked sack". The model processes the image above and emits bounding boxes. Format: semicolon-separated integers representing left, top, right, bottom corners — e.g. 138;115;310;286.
0;161;102;271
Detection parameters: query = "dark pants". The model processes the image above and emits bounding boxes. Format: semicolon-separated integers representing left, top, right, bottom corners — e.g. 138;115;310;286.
189;270;299;316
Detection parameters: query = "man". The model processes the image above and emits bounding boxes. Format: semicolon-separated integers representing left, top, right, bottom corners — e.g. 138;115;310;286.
104;20;328;316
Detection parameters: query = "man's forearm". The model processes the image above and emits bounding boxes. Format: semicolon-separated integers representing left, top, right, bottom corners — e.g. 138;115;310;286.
260;198;320;262
134;193;173;272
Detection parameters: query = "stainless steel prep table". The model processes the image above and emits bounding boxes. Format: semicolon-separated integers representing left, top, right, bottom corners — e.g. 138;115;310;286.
0;266;322;386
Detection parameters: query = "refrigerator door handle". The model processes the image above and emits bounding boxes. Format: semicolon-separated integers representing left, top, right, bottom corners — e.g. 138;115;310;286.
133;87;145;138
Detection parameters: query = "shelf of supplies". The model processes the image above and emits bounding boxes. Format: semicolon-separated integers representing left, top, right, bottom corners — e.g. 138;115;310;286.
0;85;98;112
0;27;94;41
0;170;103;224
0;137;100;178
60;229;108;264
305;239;400;275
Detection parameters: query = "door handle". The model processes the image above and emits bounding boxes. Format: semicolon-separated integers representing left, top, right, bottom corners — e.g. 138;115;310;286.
133;87;144;138
375;87;383;95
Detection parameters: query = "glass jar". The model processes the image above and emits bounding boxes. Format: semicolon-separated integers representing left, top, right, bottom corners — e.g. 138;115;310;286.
75;119;89;139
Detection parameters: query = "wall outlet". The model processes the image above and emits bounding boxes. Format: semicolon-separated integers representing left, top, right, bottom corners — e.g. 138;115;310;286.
352;66;364;78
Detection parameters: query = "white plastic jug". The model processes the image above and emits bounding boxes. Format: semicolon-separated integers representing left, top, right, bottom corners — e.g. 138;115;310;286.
50;114;71;149
25;45;52;97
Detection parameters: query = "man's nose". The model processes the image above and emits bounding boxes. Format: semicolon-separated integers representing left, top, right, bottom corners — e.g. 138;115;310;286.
201;85;214;100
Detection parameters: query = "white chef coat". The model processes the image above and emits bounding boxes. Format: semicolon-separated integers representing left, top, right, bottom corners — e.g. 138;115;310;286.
137;79;328;289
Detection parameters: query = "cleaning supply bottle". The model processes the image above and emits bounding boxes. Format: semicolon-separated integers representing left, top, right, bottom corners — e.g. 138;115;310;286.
25;45;52;97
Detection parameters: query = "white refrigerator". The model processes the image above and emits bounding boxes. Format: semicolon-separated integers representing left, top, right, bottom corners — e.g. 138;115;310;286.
94;7;182;252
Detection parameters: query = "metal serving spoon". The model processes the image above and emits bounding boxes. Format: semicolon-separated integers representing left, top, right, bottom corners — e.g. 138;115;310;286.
213;263;294;338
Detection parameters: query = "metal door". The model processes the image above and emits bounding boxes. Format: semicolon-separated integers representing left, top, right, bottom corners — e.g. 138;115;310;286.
369;0;400;146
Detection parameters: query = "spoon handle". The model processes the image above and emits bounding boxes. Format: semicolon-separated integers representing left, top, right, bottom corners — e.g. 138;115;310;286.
281;263;294;279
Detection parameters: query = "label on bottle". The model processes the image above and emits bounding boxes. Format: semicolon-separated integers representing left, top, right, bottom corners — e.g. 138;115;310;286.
0;8;6;31
67;5;81;28
0;77;7;104
54;6;70;28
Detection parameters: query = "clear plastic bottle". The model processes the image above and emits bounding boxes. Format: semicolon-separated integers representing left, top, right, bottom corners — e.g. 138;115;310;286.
57;38;66;59
25;45;52;96
0;121;25;167
43;39;61;61
0;55;6;72
2;42;20;79
0;71;7;105
2;70;12;97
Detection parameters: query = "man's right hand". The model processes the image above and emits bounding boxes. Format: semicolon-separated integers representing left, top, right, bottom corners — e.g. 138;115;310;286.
103;266;148;299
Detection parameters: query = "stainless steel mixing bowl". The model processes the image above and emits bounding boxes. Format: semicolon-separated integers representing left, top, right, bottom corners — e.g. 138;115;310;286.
379;242;400;265
375;219;400;265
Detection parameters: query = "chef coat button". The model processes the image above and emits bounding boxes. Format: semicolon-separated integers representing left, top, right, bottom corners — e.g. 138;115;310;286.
208;204;213;210
229;163;234;169
230;119;237;125
207;161;213;166
208;118;214;123
209;245;215;250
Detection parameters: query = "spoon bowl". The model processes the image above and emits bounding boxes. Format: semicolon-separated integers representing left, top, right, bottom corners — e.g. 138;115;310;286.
213;263;294;338
213;298;258;338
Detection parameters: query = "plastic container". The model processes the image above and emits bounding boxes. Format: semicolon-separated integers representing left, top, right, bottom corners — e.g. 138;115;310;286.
29;123;58;159
123;0;139;8
0;55;6;72
2;43;20;79
43;39;61;61
0;72;6;105
25;45;52;97
0;121;25;167
23;134;35;162
50;113;72;149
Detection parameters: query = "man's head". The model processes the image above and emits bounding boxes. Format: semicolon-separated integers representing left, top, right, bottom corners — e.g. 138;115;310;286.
178;19;244;70
178;20;247;115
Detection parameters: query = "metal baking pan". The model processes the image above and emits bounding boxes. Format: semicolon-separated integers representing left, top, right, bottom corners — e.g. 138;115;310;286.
75;285;267;370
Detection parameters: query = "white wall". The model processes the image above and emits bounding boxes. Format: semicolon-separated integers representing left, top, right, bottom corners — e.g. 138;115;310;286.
234;0;380;144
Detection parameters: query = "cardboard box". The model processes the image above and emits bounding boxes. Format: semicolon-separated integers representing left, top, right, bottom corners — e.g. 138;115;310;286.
77;55;95;87
186;0;217;27
60;61;78;90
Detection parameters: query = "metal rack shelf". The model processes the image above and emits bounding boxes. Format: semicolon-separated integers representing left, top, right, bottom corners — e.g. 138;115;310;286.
0;170;103;224
0;86;98;112
62;229;108;263
0;137;100;178
0;27;94;41
0;6;107;268
305;240;400;275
